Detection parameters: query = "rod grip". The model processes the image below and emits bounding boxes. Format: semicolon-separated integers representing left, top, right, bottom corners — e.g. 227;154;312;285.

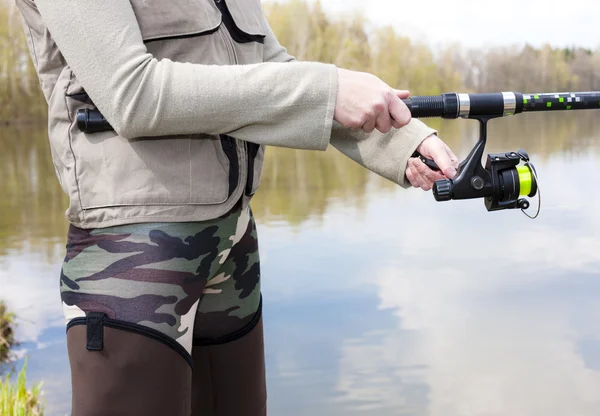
402;93;459;118
402;96;445;118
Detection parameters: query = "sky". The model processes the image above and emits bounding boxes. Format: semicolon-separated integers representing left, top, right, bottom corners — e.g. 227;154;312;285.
313;0;599;50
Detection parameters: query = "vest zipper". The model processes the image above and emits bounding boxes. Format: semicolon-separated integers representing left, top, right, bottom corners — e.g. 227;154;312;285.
245;142;259;195
215;0;254;196
215;0;238;65
214;0;265;44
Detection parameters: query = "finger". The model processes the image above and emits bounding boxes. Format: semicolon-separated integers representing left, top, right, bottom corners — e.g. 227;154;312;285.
414;158;445;183
361;115;377;133
415;170;431;191
388;94;411;128
391;91;410;128
407;159;426;189
408;159;433;191
445;145;460;169
428;142;458;179
413;168;433;191
393;89;410;99
409;166;428;190
405;165;419;188
375;110;393;133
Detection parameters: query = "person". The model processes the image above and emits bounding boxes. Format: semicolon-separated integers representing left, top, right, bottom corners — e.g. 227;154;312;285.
15;0;459;415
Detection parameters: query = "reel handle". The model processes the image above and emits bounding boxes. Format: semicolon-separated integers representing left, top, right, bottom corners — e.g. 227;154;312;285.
411;152;455;202
412;151;441;171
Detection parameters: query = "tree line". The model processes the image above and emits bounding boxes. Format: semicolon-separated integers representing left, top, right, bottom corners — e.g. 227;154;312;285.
1;0;600;121
263;0;600;94
0;1;46;122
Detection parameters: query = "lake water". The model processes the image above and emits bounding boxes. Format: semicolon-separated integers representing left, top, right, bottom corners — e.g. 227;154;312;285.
2;111;600;416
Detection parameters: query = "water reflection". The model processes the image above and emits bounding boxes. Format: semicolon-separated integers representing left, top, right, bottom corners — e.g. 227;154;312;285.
333;155;600;415
1;112;600;415
0;125;69;258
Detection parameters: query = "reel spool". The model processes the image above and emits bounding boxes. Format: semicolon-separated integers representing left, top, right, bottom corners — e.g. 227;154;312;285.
483;150;539;216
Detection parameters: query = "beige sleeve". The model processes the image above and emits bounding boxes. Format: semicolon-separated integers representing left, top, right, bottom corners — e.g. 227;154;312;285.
34;0;338;151
262;12;437;188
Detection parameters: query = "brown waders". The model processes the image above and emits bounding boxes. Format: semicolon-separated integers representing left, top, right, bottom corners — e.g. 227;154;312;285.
60;204;266;415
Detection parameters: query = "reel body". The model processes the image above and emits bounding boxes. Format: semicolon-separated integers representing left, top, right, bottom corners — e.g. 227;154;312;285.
415;115;540;218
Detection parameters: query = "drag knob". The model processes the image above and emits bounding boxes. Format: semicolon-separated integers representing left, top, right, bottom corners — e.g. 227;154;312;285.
433;179;453;202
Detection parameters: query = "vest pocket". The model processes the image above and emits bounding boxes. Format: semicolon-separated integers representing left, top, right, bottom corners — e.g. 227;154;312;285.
129;0;222;42
64;92;234;210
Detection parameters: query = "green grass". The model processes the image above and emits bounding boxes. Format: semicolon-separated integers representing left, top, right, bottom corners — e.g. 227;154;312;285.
0;301;45;415
0;361;45;416
0;300;16;362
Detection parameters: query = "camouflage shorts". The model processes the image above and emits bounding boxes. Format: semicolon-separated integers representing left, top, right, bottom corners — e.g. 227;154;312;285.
60;203;261;358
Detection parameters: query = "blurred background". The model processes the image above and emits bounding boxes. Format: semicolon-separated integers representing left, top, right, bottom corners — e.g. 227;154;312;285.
1;0;600;415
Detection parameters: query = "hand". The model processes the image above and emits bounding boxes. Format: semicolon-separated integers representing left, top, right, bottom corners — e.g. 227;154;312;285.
334;68;412;134
406;134;460;191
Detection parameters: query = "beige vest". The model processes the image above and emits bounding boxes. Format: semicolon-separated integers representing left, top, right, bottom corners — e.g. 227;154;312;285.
16;0;269;228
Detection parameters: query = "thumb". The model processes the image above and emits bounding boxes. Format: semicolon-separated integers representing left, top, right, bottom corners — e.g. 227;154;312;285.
389;94;411;128
394;89;410;99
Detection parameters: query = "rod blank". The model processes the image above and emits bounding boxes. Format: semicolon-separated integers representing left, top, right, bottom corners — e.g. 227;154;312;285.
402;91;600;119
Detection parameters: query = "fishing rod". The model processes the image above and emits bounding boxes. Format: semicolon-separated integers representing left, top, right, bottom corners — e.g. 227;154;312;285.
75;91;600;219
403;91;600;219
